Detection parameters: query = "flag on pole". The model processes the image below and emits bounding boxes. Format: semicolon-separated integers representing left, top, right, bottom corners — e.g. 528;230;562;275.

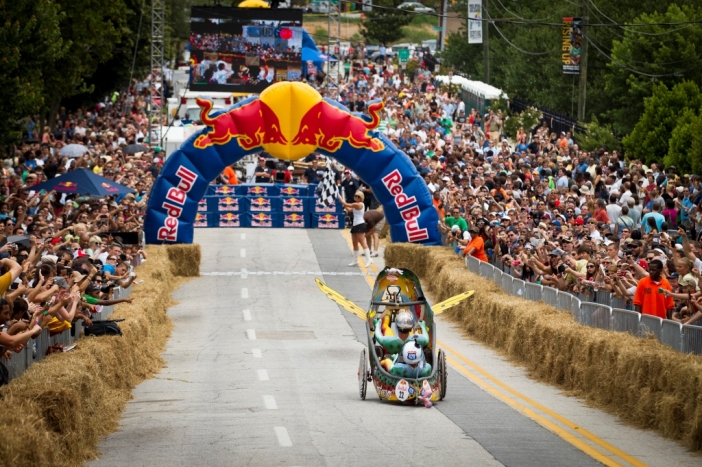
317;166;339;206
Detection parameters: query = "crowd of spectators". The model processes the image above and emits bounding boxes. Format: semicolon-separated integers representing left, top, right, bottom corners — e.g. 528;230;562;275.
0;92;154;379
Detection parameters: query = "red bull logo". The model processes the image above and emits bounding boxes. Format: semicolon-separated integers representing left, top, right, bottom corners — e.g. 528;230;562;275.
315;199;338;213
249;197;272;212
219;213;241;227
194;99;287;150
318;213;340;229
247;186;268;195
217;196;240;212
157;166;198;241
215;185;236;195
283;213;305;228
282;197;304;212
198;199;208;211
194;213;208;227
291;100;385;153
251;212;273;227
279;186;301;196
56;181;77;191
101;182;119;193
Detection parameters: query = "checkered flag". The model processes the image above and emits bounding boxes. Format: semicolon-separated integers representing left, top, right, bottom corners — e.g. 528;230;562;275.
317;166;339;206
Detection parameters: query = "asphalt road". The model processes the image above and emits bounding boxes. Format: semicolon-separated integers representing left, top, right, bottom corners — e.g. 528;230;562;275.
89;229;698;467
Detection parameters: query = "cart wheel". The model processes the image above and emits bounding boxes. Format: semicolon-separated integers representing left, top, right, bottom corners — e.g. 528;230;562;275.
358;348;368;400
439;350;447;400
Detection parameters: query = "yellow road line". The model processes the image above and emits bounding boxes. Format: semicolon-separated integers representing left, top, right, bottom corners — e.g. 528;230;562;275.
438;340;647;467
445;355;623;467
341;229;377;287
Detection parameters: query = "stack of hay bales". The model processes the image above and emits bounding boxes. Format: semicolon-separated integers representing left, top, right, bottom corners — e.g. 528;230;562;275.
0;244;201;466
386;243;702;451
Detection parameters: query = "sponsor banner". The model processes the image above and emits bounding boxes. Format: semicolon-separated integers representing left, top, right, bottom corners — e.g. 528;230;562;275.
248;196;281;213
280;196;308;213
311;213;344;229
208;185;238;196
313;197;343;213
247;212;279;228
197;199;208;212
194;212;212;228
281;213;309;228
277;184;311;197
562;17;582;75
218;212;248;228
468;0;482;44
206;195;248;213
236;183;280;197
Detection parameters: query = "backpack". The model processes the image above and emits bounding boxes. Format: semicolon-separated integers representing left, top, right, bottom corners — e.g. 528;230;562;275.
84;320;123;337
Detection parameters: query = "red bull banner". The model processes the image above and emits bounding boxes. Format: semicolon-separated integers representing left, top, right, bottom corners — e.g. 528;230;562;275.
206;195;248;213
194;212;212;228
278;184;310;197
197;199;208;212
280;197;308;213
282;213;309;228
144;82;440;244
218;213;247;228
313;197;343;213
312;213;344;229
248;212;279;228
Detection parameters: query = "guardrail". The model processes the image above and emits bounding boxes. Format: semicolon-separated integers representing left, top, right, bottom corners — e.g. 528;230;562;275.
1;286;131;384
458;253;702;356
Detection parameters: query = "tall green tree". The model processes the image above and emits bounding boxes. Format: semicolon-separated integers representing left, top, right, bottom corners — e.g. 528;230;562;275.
603;4;702;135
623;81;702;167
0;0;64;148
360;0;413;45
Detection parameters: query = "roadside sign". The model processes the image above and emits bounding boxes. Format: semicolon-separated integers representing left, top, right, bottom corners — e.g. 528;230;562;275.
398;49;410;63
432;26;442;31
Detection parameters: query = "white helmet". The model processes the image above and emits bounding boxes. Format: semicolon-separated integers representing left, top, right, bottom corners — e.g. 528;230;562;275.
402;340;424;366
395;310;415;333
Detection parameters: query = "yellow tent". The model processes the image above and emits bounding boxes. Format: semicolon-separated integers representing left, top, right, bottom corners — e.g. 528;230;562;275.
238;0;270;8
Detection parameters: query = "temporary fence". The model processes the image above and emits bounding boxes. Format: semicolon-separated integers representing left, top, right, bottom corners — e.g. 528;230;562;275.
462;253;702;356
1;286;131;384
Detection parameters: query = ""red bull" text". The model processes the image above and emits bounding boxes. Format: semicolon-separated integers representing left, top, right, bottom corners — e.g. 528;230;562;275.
219;213;241;227
317;213;340;229
157;166;198;241
283;213;306;228
194;213;209;227
251;213;273;227
249;197;272;212
282;198;304;212
217;197;240;212
381;169;429;242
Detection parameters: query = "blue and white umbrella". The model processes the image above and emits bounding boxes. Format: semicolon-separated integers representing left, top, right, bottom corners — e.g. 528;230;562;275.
59;144;89;158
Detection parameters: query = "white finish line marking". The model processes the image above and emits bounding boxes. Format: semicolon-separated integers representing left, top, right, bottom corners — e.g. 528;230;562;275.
257;369;269;381
274;427;292;447
243;309;252;321
241;288;248;298
252;348;262;358
263;395;278;410
240;248;246;258
246;329;256;340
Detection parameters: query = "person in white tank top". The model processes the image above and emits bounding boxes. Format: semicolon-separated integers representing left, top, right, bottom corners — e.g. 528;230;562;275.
338;191;373;267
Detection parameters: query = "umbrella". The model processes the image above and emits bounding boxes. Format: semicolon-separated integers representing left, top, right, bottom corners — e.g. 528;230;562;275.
59;144;89;158
27;169;135;197
123;144;149;155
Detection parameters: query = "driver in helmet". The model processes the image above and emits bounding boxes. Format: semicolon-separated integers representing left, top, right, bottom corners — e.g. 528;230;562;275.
374;308;429;356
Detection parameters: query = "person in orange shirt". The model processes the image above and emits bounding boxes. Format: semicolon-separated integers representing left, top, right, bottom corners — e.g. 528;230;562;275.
222;166;238;185
463;225;488;262
633;259;674;319
432;190;445;219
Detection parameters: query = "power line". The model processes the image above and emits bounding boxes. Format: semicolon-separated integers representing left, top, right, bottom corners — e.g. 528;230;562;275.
484;8;559;56
588;0;693;37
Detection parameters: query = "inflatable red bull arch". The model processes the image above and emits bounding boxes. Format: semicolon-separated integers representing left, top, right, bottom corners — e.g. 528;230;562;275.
144;82;441;245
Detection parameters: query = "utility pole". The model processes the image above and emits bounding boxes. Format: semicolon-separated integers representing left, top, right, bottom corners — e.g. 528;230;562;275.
483;0;489;84
439;0;448;52
577;0;589;121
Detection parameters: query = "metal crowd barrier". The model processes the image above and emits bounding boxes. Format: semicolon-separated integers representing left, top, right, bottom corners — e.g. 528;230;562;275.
479;261;494;279
2;285;133;384
580;303;612;330
466;256;480;274
542;287;559;308
493;267;502;285
557;292;573;312
512;279;526;298
571;296;581;321
682;325;702;355
525;283;542;302
612;308;641;336
501;274;513;294
639;315;663;340
661;320;683;351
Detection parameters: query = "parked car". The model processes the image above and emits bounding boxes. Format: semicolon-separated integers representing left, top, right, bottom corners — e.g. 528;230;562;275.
398;2;435;13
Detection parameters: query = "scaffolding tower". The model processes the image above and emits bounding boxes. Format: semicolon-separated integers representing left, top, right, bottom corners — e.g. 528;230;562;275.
150;0;166;145
327;2;342;83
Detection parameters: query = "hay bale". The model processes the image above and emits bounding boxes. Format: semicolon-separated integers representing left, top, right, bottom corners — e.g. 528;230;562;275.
166;244;201;277
0;244;197;466
397;244;702;451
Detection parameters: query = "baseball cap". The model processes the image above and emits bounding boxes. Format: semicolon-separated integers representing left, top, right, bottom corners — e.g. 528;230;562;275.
53;277;69;289
573;218;584;226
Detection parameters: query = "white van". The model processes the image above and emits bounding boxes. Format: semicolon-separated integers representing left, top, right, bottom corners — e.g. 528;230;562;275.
168;90;235;122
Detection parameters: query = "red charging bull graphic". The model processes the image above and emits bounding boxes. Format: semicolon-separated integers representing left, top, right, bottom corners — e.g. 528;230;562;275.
144;82;440;245
194;213;209;227
218;196;240;212
251;213;273;227
57;181;78;191
291;101;385;152
283;213;306;228
194;99;287;150
219;213;241;227
282;197;304;212
317;213;340;229
249;197;272;212
214;186;236;195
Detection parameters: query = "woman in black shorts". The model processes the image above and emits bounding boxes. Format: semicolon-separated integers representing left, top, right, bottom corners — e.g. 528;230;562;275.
338;191;372;267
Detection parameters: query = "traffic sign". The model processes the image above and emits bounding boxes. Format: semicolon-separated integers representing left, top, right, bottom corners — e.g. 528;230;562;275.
432;26;443;31
398;49;410;63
